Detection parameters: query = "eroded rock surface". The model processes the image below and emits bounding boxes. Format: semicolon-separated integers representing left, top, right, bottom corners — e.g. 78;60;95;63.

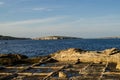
1;48;120;68
51;48;120;64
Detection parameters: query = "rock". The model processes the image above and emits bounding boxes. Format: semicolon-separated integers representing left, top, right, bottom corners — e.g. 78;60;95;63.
116;62;120;70
51;48;98;62
23;56;50;64
0;66;5;70
59;71;67;78
0;54;28;59
1;48;120;66
75;59;81;64
0;54;28;65
51;48;120;64
51;48;84;56
23;55;58;64
103;48;120;55
50;48;84;57
70;76;81;80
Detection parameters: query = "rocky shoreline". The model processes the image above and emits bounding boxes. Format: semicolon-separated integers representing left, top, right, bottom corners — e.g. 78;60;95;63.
1;48;120;79
0;48;120;69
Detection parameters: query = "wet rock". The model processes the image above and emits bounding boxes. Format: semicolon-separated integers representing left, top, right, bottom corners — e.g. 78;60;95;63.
0;66;5;70
0;54;28;65
0;54;28;59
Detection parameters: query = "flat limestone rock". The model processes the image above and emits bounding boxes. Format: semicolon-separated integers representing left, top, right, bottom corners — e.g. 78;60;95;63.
51;48;120;64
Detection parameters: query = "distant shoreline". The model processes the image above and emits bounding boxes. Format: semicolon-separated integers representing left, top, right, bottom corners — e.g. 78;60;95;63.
0;35;120;40
32;36;82;40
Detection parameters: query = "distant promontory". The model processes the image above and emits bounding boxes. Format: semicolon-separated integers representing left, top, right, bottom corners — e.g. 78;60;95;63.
33;36;81;40
0;35;30;40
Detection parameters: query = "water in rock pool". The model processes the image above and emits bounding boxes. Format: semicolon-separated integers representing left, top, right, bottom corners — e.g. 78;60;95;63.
0;39;120;57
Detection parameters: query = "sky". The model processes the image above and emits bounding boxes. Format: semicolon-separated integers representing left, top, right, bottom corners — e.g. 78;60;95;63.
0;0;120;38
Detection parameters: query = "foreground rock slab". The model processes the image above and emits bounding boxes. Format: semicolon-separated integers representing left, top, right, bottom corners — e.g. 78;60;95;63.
51;48;120;64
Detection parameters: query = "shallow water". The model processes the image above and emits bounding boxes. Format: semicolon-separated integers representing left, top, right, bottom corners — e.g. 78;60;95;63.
0;39;120;57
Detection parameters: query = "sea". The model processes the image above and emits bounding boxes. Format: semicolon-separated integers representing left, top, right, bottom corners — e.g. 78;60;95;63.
0;39;120;57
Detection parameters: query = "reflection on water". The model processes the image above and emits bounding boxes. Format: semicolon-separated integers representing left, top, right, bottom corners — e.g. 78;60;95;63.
0;39;120;57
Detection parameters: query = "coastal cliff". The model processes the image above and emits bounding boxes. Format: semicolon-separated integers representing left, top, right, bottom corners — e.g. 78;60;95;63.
33;36;81;40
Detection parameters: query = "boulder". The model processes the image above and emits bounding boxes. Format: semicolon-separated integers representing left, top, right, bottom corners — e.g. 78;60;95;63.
0;54;28;65
59;71;67;78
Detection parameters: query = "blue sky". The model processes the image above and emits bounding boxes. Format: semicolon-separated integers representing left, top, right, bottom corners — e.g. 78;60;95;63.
0;0;120;38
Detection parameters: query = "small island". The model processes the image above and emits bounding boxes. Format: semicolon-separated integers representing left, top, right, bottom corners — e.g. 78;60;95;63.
33;36;81;40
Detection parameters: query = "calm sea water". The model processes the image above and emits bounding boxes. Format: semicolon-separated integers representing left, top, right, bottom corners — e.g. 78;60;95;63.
0;39;120;57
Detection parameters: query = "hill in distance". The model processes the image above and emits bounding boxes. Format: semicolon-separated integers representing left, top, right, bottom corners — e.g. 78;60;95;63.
0;35;30;40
